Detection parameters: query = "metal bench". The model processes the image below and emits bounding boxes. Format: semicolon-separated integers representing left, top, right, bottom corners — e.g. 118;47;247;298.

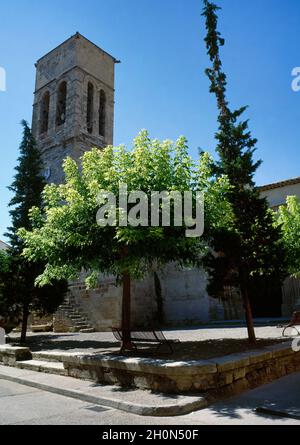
282;311;300;337
111;327;180;353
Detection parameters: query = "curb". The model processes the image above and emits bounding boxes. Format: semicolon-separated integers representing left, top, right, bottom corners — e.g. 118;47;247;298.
0;369;207;417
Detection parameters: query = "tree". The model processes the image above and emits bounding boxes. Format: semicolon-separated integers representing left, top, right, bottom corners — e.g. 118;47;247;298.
6;121;45;249
202;1;287;342
0;250;68;336
0;251;19;333
1;121;67;342
20;131;232;351
278;196;300;277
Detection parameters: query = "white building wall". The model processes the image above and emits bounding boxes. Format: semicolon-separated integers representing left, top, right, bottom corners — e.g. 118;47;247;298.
260;182;300;209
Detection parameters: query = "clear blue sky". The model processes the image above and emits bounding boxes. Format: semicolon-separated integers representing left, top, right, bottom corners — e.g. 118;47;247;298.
0;0;299;240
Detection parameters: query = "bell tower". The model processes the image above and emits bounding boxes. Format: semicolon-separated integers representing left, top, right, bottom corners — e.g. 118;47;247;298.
32;32;118;184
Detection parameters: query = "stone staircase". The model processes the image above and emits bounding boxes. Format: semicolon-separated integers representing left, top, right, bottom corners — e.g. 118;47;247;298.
55;294;95;333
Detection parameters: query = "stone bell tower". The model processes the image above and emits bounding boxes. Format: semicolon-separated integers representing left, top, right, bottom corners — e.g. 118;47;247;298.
32;32;118;184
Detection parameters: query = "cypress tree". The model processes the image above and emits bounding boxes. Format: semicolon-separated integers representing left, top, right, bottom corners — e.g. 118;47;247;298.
202;1;287;343
6;120;45;249
2;121;67;342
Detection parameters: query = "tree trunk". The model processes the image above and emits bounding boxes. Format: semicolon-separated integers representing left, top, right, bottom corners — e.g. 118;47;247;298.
242;288;256;344
20;304;29;344
121;272;134;352
240;268;256;344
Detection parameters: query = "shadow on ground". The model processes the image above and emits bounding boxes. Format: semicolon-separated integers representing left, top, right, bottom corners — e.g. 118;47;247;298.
11;333;290;360
199;371;300;423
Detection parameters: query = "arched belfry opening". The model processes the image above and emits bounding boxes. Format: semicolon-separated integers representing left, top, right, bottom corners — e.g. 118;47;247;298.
56;81;67;127
87;82;94;134
40;91;50;134
99;89;106;137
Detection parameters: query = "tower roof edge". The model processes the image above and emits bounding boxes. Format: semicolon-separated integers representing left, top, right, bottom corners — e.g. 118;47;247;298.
35;32;120;65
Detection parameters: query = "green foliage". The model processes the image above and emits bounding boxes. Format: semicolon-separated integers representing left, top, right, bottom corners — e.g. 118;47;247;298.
20;130;233;287
5;120;45;250
0;250;68;320
277;196;300;277
0;121;67;338
202;1;287;300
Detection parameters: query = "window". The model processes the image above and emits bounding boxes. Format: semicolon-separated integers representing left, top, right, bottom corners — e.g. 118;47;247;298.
99;89;106;137
87;82;94;134
56;81;67;126
40;91;50;134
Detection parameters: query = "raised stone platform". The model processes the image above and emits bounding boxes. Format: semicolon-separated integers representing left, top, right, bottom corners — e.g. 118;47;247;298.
0;345;32;365
1;340;299;401
61;341;299;396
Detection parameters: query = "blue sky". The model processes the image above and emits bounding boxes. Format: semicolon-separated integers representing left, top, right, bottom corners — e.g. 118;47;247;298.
0;0;299;239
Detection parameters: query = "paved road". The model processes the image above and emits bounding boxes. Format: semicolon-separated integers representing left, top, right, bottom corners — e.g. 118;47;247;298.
1;371;300;425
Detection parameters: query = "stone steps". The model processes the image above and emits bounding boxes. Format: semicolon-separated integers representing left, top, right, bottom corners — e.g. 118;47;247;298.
56;295;95;333
16;359;67;376
74;326;89;332
32;351;65;362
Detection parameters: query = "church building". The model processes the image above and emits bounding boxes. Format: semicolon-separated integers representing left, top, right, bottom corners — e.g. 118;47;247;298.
31;34;300;332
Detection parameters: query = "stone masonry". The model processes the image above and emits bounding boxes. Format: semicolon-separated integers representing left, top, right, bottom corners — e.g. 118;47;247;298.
30;34;299;332
32;32;117;184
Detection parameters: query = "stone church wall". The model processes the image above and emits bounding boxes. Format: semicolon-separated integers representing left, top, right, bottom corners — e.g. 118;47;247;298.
60;264;240;332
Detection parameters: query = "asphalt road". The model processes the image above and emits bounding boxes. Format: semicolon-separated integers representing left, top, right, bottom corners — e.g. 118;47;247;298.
1;372;300;425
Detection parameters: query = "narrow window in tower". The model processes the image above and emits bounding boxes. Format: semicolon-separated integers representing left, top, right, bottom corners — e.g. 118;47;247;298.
56;81;67;127
40;91;50;134
87;82;94;134
99;89;106;137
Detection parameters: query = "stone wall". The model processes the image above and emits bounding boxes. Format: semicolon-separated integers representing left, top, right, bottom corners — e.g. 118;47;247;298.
53;310;74;333
156;264;231;325
62;341;300;397
32;33;116;184
54;264;247;333
68;272;157;331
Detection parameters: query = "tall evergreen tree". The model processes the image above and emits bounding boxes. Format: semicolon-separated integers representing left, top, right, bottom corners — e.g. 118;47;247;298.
6;120;45;249
202;0;287;343
1;121;67;342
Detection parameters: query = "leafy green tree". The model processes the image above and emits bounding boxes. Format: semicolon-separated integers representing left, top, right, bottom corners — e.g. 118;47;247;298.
20;131;232;351
202;1;287;342
1;121;67;342
278;196;300;278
